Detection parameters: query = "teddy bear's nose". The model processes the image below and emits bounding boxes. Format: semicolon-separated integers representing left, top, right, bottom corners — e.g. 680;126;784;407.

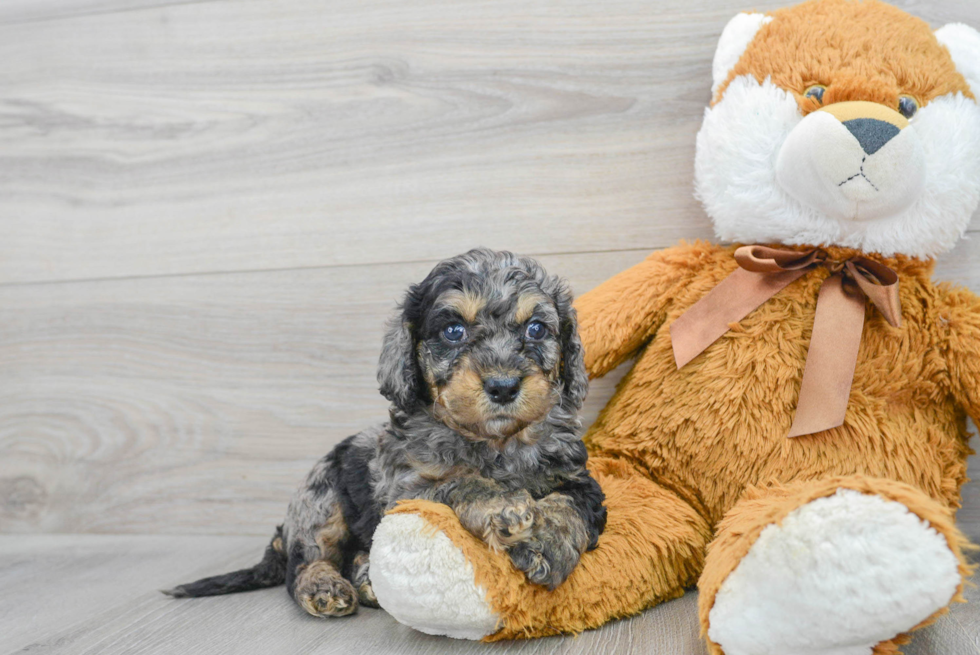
843;118;901;156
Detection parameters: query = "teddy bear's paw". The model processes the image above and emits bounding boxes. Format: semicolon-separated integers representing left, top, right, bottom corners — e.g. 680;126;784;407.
707;489;961;655
370;512;501;639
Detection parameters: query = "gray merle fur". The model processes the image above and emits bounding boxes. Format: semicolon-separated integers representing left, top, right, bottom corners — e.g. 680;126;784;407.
165;248;606;615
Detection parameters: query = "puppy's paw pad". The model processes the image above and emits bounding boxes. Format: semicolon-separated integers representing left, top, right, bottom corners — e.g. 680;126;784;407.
508;543;562;589
298;577;358;618
485;501;534;550
508;539;580;590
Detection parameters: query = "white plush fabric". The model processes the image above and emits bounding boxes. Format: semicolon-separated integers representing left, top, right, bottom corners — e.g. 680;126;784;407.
370;513;500;639
711;13;772;98
775;109;926;223
936;23;980;98
707;490;961;655
695;75;980;257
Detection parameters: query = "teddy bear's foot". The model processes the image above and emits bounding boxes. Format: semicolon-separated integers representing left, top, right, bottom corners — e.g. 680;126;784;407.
370;511;501;639
371;457;713;640
703;481;967;655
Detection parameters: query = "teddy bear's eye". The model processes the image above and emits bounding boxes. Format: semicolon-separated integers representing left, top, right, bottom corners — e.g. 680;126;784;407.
804;85;826;103
898;95;919;119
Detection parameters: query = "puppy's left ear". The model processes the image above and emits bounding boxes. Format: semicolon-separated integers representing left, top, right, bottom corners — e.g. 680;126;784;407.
377;304;424;414
936;24;980;98
558;301;589;412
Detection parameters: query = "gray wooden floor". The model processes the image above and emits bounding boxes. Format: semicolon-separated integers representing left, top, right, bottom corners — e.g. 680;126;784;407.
1;534;978;655
2;0;980;653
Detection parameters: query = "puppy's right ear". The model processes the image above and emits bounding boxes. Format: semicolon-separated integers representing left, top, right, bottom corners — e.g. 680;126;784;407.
377;308;422;413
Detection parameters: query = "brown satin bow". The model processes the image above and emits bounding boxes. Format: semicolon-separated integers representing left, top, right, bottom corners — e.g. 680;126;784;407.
669;245;902;437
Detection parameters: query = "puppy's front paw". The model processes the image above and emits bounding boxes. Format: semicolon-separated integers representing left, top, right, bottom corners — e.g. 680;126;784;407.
506;494;589;590
484;494;535;551
294;561;358;618
507;536;581;590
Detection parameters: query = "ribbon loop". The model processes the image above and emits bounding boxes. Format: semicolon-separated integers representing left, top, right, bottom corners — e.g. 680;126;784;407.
669;246;902;437
734;245;824;273
844;259;902;328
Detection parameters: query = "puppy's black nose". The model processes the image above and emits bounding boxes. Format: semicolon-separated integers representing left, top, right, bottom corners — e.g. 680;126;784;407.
484;377;521;404
843;118;901;156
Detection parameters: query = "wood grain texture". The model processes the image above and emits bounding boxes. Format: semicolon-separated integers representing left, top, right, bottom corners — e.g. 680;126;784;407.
2;0;980;649
0;534;709;655
0;0;201;25
4;0;980;26
2;241;978;537
1;0;978;284
0;250;643;534
0;534;976;655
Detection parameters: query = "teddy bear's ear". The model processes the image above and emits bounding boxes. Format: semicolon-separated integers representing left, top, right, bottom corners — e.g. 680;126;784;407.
712;13;772;97
935;23;980;98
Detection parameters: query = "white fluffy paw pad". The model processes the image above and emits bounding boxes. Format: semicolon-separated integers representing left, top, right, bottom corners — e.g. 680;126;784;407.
369;513;501;639
708;489;961;655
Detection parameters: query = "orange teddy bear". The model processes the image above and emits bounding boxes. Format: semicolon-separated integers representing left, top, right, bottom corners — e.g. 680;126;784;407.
368;1;980;653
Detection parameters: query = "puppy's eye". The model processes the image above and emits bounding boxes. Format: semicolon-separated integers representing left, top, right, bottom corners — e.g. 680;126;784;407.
442;323;466;342
898;95;919;119
804;85;826;104
525;321;547;340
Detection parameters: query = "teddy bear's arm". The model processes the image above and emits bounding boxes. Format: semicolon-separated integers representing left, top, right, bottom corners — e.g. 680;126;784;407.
574;242;717;378
944;285;980;427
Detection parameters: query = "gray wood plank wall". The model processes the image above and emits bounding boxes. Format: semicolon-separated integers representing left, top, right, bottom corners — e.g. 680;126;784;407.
2;0;979;536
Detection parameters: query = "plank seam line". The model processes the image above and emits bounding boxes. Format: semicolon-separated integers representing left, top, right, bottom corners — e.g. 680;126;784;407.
0;245;666;289
0;0;224;27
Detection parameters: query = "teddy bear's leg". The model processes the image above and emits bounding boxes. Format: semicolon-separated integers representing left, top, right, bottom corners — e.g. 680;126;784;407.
369;457;711;640
698;476;972;655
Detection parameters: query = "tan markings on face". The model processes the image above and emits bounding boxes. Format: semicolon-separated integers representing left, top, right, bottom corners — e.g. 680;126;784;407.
314;505;349;567
510;371;555;425
714;0;974;110
272;536;284;554
433;354;488;430
515;293;549;324
438;290;486;324
434;356;558;442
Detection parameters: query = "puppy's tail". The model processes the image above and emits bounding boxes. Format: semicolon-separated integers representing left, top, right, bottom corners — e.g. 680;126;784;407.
162;526;287;598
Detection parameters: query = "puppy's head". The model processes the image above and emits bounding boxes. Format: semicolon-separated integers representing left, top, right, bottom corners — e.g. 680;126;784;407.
377;248;587;442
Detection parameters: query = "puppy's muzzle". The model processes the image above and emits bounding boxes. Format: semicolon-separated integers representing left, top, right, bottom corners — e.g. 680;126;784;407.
484;376;522;405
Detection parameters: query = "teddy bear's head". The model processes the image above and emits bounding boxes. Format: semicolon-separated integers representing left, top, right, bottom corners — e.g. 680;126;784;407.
695;0;980;258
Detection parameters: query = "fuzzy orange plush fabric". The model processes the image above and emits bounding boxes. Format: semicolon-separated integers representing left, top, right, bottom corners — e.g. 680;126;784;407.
389;241;979;645
368;1;980;651
580;242;975;525
389;456;712;640
715;0;974;109
696;475;975;655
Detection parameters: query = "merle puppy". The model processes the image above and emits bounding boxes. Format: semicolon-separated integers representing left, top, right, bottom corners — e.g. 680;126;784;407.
166;248;606;618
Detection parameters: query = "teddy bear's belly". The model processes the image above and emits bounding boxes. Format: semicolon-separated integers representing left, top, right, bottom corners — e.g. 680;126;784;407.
585;305;970;524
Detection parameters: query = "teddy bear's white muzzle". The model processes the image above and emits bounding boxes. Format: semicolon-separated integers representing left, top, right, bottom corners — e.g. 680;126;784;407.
776;104;926;223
